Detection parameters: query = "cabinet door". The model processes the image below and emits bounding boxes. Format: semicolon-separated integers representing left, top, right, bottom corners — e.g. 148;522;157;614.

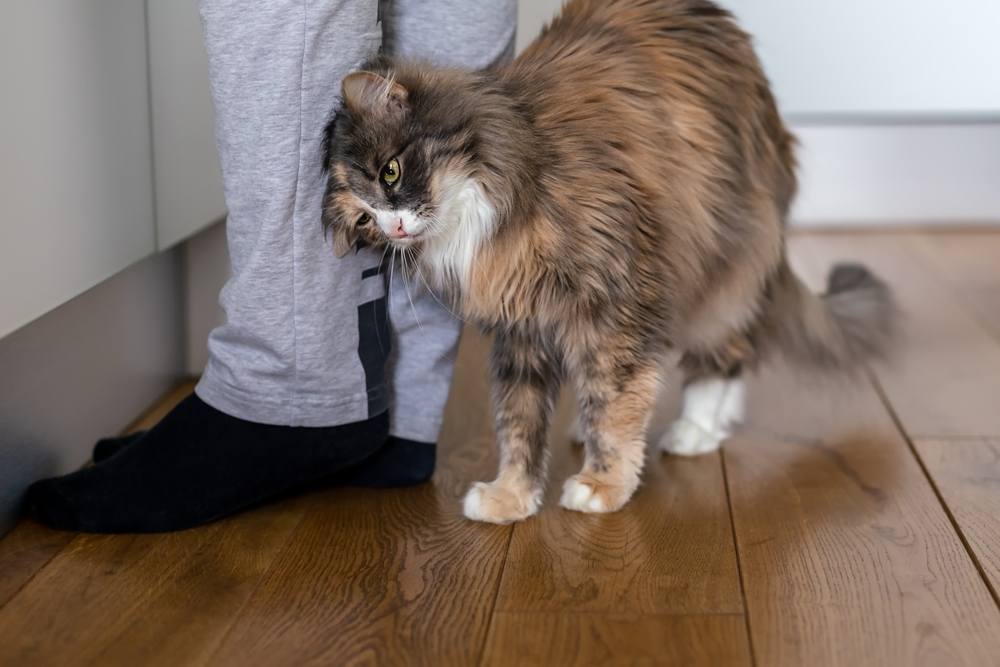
719;0;1000;117
0;1;156;339
147;0;226;250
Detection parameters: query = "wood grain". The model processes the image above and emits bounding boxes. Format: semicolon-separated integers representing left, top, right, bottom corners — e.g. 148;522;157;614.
0;500;305;666
725;358;1000;666
793;233;1000;438
891;232;1000;605
908;232;1000;338
494;387;743;615
203;330;514;666
915;438;1000;603
716;237;1000;665
0;521;73;608
481;612;752;667
3;233;1000;667
0;381;195;613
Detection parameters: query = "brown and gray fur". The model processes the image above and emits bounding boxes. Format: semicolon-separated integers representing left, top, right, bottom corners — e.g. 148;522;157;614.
322;0;897;523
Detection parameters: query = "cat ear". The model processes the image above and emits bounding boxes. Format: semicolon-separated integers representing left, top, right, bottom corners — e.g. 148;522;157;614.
342;71;409;113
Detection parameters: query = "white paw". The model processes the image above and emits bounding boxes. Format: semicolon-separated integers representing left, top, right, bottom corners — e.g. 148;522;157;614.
660;418;727;457
462;481;541;524
559;477;608;513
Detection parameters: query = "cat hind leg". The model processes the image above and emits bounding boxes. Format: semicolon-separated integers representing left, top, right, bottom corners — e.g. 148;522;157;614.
661;346;750;457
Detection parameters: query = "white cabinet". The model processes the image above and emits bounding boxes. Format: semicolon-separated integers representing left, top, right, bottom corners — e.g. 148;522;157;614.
0;0;226;339
147;0;226;250
0;1;156;339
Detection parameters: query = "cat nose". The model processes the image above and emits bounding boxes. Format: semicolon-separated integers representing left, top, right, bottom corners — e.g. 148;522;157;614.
389;217;408;239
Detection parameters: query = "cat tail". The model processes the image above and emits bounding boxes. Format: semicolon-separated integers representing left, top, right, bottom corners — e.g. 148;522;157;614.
765;260;899;373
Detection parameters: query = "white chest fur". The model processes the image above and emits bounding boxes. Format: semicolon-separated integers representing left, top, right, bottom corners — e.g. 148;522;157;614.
419;176;496;291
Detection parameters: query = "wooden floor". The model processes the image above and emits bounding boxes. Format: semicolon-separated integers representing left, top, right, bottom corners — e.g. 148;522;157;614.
2;231;1000;666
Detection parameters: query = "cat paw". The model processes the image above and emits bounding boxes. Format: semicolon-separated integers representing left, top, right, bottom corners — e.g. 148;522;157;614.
660;418;727;457
463;481;541;524
559;474;635;514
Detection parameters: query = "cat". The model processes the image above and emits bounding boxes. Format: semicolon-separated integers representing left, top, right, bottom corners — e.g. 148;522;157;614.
321;0;897;524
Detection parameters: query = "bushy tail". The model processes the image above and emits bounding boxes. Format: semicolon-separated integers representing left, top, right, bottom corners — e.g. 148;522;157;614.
767;261;898;372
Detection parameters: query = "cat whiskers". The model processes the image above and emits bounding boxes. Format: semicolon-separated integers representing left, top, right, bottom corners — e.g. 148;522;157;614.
408;250;470;326
397;245;423;331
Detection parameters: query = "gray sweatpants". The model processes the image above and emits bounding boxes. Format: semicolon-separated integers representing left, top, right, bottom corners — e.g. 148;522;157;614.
195;0;516;440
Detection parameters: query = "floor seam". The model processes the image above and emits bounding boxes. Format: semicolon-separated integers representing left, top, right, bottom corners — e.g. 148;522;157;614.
0;534;77;610
867;367;1000;612
475;523;516;667
720;449;758;667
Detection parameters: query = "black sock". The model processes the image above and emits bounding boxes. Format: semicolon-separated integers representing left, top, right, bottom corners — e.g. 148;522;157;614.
93;431;435;488
26;393;392;533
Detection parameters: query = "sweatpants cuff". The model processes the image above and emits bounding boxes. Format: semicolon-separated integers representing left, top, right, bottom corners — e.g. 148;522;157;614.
196;373;387;428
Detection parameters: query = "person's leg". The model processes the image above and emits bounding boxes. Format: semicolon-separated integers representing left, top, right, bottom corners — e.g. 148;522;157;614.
87;0;518;469
32;0;521;531
27;0;394;532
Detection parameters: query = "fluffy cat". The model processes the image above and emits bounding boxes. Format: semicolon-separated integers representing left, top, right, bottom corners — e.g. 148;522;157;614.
322;0;896;523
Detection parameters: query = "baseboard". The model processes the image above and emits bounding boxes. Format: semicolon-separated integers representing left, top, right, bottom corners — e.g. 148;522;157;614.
0;251;186;536
790;123;1000;227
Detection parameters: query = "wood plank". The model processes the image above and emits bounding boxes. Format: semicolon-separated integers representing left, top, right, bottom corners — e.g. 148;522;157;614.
204;330;514;666
726;361;1000;666
915;438;1000;603
0;381;196;612
493;386;743;615
717;237;1000;665
484;350;749;659
892;232;1000;604
908;232;1000;337
0;500;305;666
0;521;73;608
794;233;1000;438
481;612;751;667
0;380;312;665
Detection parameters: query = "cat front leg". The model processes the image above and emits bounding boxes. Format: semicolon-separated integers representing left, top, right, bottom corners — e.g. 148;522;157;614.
463;328;562;524
561;356;662;514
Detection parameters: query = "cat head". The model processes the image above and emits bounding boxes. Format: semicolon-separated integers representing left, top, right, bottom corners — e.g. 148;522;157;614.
322;66;500;286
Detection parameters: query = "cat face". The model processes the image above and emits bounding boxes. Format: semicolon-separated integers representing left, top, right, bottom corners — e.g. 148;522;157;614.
322;70;488;271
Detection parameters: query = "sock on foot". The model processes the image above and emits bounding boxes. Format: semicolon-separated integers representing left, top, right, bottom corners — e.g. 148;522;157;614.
93;432;435;488
27;393;389;533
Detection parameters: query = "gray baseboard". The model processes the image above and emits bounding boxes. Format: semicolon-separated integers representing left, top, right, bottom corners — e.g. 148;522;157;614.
0;249;185;536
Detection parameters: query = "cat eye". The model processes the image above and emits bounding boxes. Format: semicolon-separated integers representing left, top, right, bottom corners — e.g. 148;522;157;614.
380;158;400;186
356;213;370;227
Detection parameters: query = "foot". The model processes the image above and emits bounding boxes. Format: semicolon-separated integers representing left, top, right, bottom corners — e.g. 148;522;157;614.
659;418;728;456
559;473;637;514
462;479;542;524
661;377;744;457
93;431;435;488
26;393;390;533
